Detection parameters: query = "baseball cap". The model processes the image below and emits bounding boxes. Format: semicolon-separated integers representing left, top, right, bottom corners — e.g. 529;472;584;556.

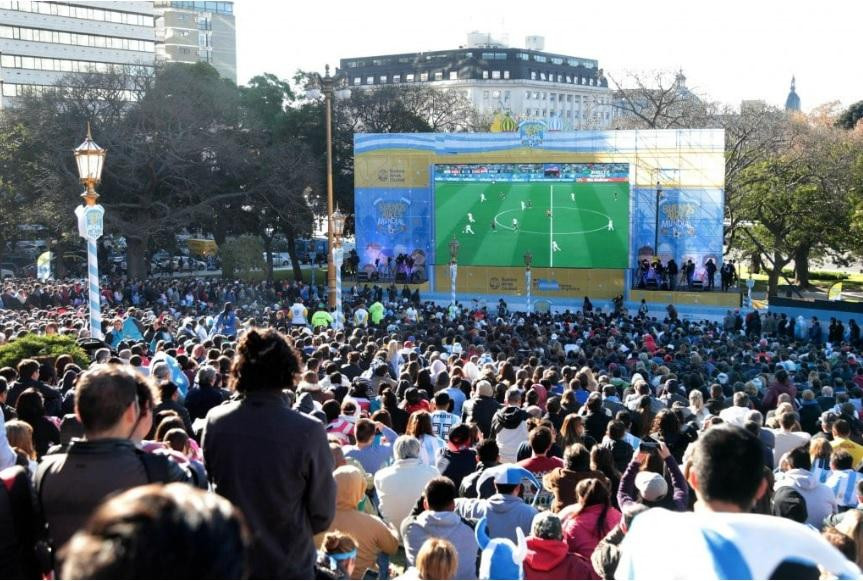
635;471;668;502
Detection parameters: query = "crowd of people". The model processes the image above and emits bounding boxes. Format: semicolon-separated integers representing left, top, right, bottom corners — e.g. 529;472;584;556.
634;257;738;292
2;273;863;579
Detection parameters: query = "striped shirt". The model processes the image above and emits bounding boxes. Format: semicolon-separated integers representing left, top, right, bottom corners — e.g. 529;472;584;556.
826;469;862;508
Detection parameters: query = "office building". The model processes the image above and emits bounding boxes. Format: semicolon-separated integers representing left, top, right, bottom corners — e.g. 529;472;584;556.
154;1;236;83
340;33;612;129
0;1;155;108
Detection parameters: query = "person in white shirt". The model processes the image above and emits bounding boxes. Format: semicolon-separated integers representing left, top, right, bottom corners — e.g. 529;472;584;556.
289;300;307;326
617;425;858;580
404;305;418;324
774;444;838;528
354;304;369;327
194;317;209;343
429;392;461;439
771;410;811;467
374;436;440;537
824;449;863;509
719;392;753;427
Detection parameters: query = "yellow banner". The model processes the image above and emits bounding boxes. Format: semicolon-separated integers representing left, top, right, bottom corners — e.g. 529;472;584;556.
187;239;218;256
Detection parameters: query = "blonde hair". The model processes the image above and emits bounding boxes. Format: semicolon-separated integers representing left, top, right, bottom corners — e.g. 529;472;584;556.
6;419;36;460
688;390;704;411
836;510;863;567
416;538;459;580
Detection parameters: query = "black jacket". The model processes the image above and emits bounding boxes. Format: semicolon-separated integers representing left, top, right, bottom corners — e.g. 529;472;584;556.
436;448;477;490
491;405;528;435
8;379;62;418
463;396;501;437
37;438;189;552
183;385;227;421
202;391;336;579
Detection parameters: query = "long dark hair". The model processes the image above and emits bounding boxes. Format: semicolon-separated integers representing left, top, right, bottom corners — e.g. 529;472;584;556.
574;478;612;536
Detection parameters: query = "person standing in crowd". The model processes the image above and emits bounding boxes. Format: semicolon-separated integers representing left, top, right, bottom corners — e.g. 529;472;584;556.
617;425;859;579
37;365;190;555
203;329;335;579
492;387;530;463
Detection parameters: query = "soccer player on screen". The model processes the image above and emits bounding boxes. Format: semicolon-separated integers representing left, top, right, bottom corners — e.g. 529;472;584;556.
512;218;519;230
570;192;576;202
546;209;553;218
480;193;487;203
552;241;561;252
607;218;614;231
463;224;475;235
467;212;476;223
490;220;496;231
521;201;526;211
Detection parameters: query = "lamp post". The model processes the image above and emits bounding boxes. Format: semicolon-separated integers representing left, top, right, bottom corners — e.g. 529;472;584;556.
524;250;533;313
449;235;460;307
331;207;347;327
73;123;106;340
654;180;662;261
305;65;351;308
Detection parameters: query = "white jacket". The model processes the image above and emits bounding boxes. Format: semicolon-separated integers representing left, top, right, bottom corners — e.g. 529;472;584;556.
374;459;439;536
775;469;838;528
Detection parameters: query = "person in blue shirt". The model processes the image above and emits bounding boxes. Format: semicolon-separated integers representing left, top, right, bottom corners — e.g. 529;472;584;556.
344;418;399;475
213;302;238;337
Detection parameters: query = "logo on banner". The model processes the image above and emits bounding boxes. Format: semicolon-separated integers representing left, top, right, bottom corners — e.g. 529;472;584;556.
374;197;411;235
74;204;105;239
518;120;547;147
661;203;696;238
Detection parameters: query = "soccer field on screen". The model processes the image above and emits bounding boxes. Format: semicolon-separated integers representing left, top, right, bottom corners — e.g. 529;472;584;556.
434;181;630;268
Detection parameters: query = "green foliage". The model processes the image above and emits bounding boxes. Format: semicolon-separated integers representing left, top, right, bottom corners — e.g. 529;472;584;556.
0;334;89;369
779;268;849;281
220;235;265;279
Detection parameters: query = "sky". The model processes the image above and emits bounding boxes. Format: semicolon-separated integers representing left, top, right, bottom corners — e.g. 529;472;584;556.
234;0;861;112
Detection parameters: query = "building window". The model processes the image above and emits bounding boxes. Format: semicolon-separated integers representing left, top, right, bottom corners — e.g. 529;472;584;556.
557;74;563;82
567;95;573;102
483;90;489;99
516;52;529;61
492;70;500;79
434;71;443;80
420;72;428;81
551;57;563;65
380;75;387;83
393;74;401;83
353;77;361;85
504;90;510;100
482;70;489;79
581;77;586;85
449;71;458;80
549;92;555;101
589;78;594;85
503;70;510;79
530;71;537;80
540;72;546;80
481;52;495;60
366;76;374;84
492;90;500;98
406;73;415;82
534;55;547;63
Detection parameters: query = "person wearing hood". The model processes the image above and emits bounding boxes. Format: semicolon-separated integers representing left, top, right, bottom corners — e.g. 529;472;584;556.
462;380;501;438
491;388;529;463
402;477;479;580
774;445;837;528
523;511;598;580
315;465;399;580
544;443;610;513
454;464;540;544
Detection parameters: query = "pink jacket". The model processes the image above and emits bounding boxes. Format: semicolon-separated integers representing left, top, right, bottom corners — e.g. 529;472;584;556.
562;503;622;557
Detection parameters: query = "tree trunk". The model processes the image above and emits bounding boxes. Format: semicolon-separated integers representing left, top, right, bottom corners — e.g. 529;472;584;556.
767;266;781;298
284;226;304;283
126;235;148;279
751;252;762;275
264;236;274;284
794;244;812;288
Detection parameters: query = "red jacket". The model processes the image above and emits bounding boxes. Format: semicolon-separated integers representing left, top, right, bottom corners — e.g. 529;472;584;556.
523;537;599;580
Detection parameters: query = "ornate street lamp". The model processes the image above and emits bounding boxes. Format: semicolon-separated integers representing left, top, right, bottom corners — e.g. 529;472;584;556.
449;235;460;307
305;65;351;308
73;123;106;340
331;207;348;328
524;250;533;313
